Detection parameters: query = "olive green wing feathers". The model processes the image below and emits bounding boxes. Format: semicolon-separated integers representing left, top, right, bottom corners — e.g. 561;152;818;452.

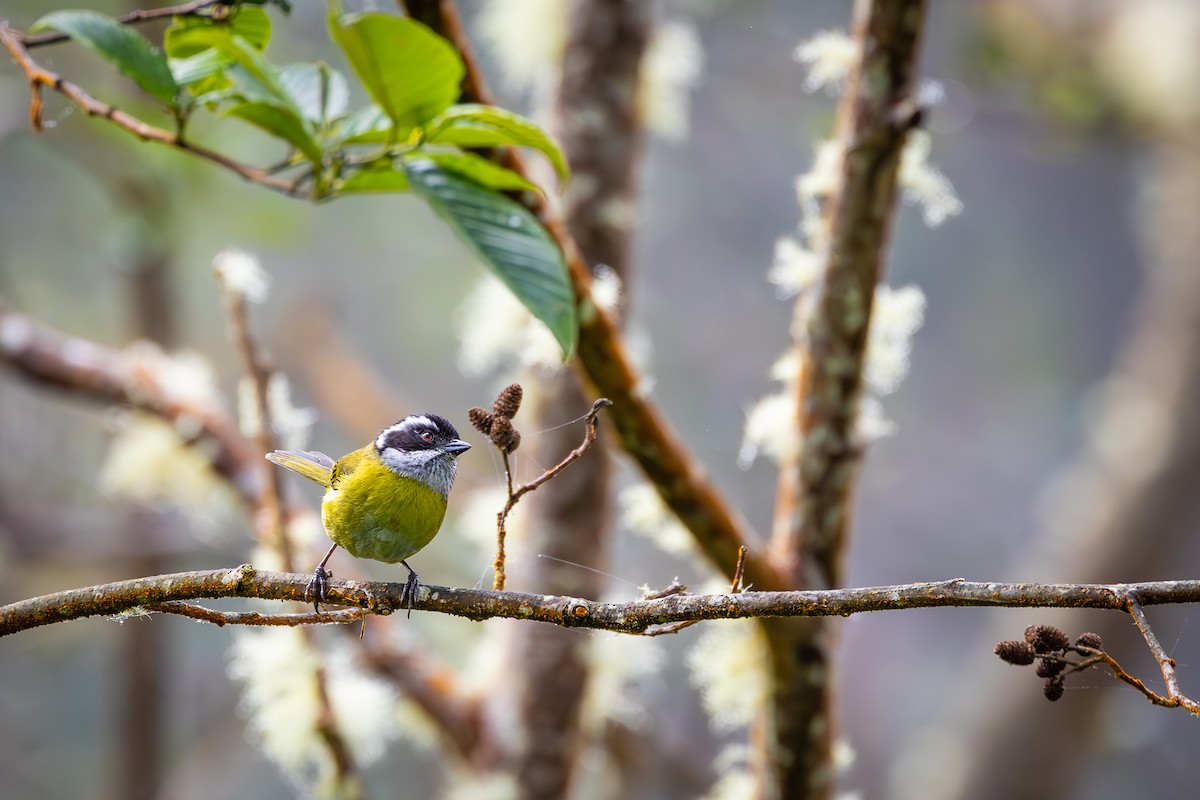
265;449;337;488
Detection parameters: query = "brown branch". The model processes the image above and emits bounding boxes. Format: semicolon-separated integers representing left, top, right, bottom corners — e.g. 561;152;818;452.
1125;594;1200;714
0;23;302;196
0;296;262;504
362;634;483;762
8;569;1200;638
399;0;771;592
20;0;224;48
764;3;929;797
147;601;364;627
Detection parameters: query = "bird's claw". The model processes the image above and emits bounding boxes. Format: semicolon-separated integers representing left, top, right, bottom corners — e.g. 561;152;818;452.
401;567;420;619
304;565;332;614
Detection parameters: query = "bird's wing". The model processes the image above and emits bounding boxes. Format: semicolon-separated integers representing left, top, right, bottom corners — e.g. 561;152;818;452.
265;449;335;487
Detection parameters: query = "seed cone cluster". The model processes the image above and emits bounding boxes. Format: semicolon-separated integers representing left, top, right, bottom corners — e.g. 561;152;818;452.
469;383;523;454
994;624;1105;703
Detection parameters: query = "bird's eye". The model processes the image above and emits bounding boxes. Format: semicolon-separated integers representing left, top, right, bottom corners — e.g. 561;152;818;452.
421;431;434;442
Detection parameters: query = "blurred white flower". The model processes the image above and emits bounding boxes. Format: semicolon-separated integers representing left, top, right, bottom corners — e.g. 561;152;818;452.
768;237;824;298
738;385;800;469
268;373;318;450
738;390;797;468
856;284;926;442
1098;0;1200;125
793;29;858;94
618;482;696;557
228;628;398;797
899;131;963;228
581;633;664;734
239;373;317;450
590;263;623;315
451;485;508;555
864;284;926;397
702;769;757;800
855;395;897;442
99;413;239;536
251;511;325;572
457;274;564;375
442;770;520;800
686;620;770;732
638;19;705;142
124;342;221;410
213;247;270;304
478;0;568;98
796;139;843;206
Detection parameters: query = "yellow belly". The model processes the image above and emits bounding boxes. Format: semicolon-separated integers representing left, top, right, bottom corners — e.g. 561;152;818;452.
320;459;448;564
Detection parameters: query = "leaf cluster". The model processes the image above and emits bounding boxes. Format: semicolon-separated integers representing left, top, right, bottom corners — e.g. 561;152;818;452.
29;3;576;353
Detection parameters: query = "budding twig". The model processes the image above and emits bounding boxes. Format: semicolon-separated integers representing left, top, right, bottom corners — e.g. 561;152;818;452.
468;390;611;590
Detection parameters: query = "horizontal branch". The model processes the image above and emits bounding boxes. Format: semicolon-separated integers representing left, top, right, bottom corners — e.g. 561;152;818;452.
5;566;1200;637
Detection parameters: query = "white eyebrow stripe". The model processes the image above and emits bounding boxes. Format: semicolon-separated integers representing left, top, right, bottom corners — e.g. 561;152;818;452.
375;415;435;450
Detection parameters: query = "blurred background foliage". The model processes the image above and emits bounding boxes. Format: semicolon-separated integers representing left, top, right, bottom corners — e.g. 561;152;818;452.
2;1;1199;799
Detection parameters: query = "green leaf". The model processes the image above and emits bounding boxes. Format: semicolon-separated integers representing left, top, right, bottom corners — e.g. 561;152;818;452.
278;63;349;125
404;159;576;355
426;104;569;184
329;12;463;133
31;10;178;105
168;49;228;87
407;149;541;194
337;104;397;144
165;7;272;58
339;165;410;194
225;101;323;164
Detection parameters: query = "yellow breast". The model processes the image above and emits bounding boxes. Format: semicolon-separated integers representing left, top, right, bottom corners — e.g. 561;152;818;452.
320;447;449;564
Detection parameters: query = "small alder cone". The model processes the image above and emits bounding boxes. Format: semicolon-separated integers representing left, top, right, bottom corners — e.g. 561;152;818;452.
1036;658;1066;679
995;640;1036;666
468;383;524;453
1025;624;1070;654
1043;677;1065;702
493;383;522;421
468;407;495;435
1075;632;1103;650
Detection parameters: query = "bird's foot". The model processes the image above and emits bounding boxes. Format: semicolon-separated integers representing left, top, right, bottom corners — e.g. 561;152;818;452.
304;565;332;614
401;563;421;619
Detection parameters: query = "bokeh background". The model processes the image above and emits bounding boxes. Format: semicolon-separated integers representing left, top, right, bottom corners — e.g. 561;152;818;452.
2;1;1199;798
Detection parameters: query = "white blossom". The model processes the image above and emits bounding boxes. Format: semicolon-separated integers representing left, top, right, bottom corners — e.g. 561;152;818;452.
638;19;705;142
768;237;824;298
477;0;568;99
228;628;399;797
899;131;963;228
686;620;770;732
618;482;696;557
457;273;563;375
793;29;859;94
213;247;270;303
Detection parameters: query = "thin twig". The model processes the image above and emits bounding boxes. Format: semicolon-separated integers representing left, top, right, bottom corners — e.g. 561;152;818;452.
0;24;301;196
492;398;611;590
20;0;224;48
212;265;361;787
214;264;293;571
1125;594;1200;714
146;601;364;627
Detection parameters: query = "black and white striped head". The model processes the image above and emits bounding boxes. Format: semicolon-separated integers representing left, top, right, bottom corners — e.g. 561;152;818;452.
375;414;471;496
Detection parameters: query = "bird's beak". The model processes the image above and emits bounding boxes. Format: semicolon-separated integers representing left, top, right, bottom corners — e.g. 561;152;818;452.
443;439;472;455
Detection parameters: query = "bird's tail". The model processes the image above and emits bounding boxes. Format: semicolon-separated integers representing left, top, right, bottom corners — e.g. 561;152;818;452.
266;450;335;488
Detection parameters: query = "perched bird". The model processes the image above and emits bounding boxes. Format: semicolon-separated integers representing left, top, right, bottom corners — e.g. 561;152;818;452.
266;413;471;611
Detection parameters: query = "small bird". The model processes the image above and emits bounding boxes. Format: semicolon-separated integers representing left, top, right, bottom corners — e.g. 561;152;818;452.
266;413;471;612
